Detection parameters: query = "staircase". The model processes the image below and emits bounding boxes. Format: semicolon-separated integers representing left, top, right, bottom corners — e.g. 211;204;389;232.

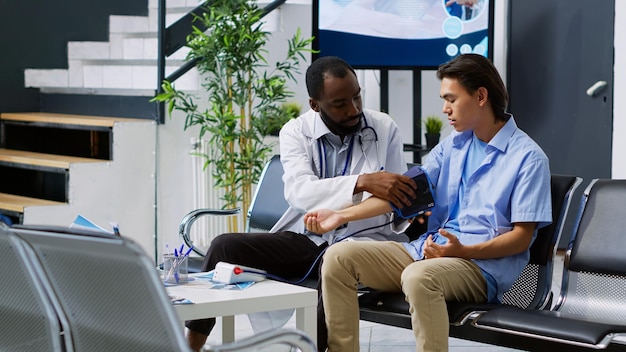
24;0;200;96
0;0;210;257
3;0;303;259
0;112;157;255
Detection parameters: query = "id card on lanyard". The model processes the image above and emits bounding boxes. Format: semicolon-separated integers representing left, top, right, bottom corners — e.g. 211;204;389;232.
317;135;355;179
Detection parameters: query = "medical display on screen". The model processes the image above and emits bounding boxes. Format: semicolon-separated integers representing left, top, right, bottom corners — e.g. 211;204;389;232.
314;0;492;68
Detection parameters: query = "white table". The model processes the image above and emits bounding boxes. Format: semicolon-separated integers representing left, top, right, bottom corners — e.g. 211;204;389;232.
166;273;317;343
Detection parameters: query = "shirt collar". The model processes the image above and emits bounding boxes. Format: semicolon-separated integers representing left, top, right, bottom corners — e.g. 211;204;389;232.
313;112;364;142
313;112;333;140
451;113;517;152
487;113;517;153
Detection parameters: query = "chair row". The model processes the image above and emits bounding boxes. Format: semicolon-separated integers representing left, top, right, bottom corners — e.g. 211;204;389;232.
470;178;626;351
359;178;626;351
0;223;316;352
179;155;626;351
0;224;188;351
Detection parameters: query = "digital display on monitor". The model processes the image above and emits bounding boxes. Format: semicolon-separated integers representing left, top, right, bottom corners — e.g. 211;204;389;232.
313;0;494;69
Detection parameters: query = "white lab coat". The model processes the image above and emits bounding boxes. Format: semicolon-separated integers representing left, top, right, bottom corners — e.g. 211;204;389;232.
250;108;410;334
271;108;409;244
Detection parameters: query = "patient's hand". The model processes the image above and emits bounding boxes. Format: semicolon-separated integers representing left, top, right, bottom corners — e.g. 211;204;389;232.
304;209;347;235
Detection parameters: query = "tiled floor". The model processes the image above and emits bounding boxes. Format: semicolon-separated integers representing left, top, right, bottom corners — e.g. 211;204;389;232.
201;252;565;352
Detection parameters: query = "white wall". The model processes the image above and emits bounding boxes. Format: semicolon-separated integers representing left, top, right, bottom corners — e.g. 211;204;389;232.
153;0;625;262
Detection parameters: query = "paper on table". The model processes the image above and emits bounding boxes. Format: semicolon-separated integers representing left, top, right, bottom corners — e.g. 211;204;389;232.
70;214;116;235
169;295;194;305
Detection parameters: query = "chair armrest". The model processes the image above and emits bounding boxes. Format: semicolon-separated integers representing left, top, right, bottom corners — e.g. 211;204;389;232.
204;328;316;352
179;208;240;256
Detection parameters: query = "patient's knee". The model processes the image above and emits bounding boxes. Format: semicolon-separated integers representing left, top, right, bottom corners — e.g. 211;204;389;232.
321;242;358;277
401;262;440;294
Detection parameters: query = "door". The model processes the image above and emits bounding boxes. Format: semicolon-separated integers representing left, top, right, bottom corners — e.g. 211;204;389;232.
508;0;614;248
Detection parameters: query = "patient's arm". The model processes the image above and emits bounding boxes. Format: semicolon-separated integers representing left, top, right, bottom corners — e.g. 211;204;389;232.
304;197;393;234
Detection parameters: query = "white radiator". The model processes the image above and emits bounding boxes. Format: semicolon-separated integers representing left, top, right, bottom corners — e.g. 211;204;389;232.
189;138;232;249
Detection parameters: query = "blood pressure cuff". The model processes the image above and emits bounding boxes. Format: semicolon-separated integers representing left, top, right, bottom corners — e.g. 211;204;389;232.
390;166;435;219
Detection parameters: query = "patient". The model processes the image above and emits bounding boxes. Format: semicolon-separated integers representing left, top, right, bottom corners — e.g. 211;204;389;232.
304;53;552;352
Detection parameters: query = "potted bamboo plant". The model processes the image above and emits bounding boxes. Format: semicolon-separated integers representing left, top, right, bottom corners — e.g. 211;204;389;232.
423;115;443;149
153;0;314;231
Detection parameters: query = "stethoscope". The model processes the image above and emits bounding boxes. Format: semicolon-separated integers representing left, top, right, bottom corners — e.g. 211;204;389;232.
316;115;380;178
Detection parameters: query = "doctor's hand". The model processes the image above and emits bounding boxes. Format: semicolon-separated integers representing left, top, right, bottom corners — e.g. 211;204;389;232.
304;209;347;235
355;172;416;209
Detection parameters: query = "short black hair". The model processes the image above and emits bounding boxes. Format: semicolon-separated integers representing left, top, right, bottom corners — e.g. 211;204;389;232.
437;54;509;122
306;56;356;100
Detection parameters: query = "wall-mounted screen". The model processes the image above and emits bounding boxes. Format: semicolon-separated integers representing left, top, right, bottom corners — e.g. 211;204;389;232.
312;0;494;69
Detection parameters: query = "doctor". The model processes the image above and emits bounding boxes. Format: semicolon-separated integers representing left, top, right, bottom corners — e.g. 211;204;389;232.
185;56;417;352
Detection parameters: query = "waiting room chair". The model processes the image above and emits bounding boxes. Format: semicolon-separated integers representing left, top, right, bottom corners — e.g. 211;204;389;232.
9;224;317;352
357;174;582;336
471;179;626;350
0;224;72;351
10;225;190;352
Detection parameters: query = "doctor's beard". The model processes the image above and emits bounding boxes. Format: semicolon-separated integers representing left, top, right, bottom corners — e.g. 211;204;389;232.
318;109;362;137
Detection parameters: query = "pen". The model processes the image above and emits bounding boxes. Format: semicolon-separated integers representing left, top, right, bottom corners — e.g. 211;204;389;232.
111;222;121;236
172;251;180;284
183;246;193;257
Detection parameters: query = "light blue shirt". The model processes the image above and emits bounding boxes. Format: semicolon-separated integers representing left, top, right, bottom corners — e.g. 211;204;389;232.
402;115;552;302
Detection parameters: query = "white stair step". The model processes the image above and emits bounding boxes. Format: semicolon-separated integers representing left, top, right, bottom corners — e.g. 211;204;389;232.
68;42;111;60
25;69;68;88
109;15;150;33
122;37;190;60
39;87;157;97
68;37;189;61
81;64;198;90
84;63;197;89
28;62;198;91
80;59;187;65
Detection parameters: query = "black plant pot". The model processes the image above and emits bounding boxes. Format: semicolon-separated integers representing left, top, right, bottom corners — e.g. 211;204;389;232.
425;133;440;149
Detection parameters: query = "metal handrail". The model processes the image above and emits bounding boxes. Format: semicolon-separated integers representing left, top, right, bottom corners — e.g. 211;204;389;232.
156;0;287;123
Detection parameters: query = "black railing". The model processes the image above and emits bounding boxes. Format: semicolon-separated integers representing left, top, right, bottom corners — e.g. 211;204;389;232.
156;0;287;123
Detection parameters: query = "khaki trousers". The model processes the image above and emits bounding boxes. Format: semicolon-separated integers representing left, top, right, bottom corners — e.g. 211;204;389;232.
321;241;487;352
